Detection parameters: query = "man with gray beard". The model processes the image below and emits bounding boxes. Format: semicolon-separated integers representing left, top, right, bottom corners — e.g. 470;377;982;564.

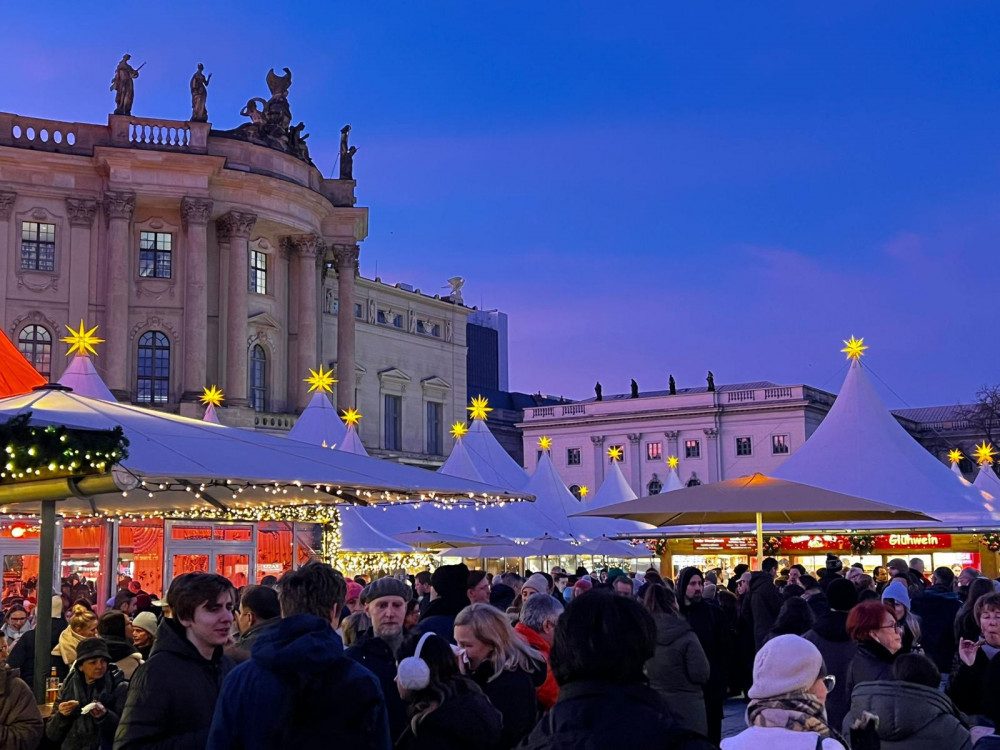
345;578;410;740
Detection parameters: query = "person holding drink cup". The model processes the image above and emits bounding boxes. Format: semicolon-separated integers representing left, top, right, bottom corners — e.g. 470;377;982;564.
45;637;127;749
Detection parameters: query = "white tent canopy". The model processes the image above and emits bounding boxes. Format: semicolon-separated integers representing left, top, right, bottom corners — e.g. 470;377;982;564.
973;464;1000;497
0;386;524;515
338;426;369;457
774;359;997;527
588;460;637;509
338;507;414;553
663;466;684;492
444;418;529;490
286;391;347;448
58;356;115;402
437;439;485;483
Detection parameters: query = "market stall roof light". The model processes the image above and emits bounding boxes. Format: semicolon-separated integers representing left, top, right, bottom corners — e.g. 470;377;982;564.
450;421;468;439
974;441;998;466
667;455;679;469
948;448;964;465
467;396;492;421
538;436;552;451
579;485;589;498
341;408;362;427
61;320;104;357
304;365;337;393
200;385;224;407
840;335;868;361
607;446;623;461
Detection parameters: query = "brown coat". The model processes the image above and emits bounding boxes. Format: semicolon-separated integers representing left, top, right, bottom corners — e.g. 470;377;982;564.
0;666;43;750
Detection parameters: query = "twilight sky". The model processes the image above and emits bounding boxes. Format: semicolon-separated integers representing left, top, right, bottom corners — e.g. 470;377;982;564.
3;3;999;407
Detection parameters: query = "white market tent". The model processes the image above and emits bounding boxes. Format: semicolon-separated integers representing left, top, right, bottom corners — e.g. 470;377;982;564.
338;507;413;553
588;459;637;509
772;358;998;528
663;466;685;492
574;458;651;539
203;403;221;424
973;463;1000;498
58;355;115;401
338;425;369;457
437;438;486;483
445;417;530;490
286;391;348;448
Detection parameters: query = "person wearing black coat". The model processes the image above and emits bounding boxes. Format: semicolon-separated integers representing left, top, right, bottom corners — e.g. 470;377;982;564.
7;595;68;686
113;573;235;750
46;638;129;750
416;563;471;643
911;567;962;673
518;591;715;750
802;578;858;734
677;566;728;745
468;651;546;749
745;559;783;651
949;594;1000;727
345;630;408;740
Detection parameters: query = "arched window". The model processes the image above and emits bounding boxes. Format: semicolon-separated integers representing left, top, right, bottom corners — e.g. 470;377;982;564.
647;475;662;495
249;345;266;412
137;331;170;405
686;472;702;488
17;324;51;379
569;485;582;501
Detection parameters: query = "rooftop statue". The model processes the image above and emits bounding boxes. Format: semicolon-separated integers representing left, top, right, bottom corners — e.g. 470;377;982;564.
595;381;603;401
669;374;677;395
707;371;716;392
631;379;639;399
190;63;212;122
444;276;464;303
217;67;312;164
111;54;142;116
339;124;357;180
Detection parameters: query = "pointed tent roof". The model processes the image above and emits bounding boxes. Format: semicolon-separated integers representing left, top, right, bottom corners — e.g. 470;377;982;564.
663;466;684;492
286;391;347;448
589;460;637;509
438;438;485;484
444;417;529;490
203;404;220;424
57;355;115;401
338;506;413;553
0;329;46;397
774;360;997;526
952;462;964;479
337;426;369;457
973;464;1000;497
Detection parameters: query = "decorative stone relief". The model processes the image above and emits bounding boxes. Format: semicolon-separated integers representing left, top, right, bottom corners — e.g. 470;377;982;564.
0;192;16;221
103;191;136;221
215;211;257;241
65;198;98;227
9;310;58;338
16;273;58;293
135;279;175;300
180;197;213;228
330;243;359;272
590;435;606;445
129;315;178;342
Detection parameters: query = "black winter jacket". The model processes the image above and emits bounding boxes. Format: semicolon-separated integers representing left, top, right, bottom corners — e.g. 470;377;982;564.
949;645;1000;726
470;657;546;750
516;680;716;750
47;664;128;750
845;639;896;699
113;616;233;750
746;571;783;651
345;635;408;740
845;680;973;750
802;610;856;733
396;676;502;750
912;584;962;672
7;617;68;686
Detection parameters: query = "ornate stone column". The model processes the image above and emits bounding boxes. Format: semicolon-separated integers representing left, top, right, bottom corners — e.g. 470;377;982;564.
331;243;359;413
65;199;98;363
703;427;720;483
663;430;680;460
180;197;213;401
627;433;642;493
216;211;257;407
0;192;17;320
103;191;135;399
590;435;606;489
288;234;323;410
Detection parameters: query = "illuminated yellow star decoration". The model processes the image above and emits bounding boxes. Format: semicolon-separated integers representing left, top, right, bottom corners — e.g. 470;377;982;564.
61;321;104;357
607;446;623;462
948;448;964;465
467;396;492;421
974;441;998;466
579;486;590;498
538;436;552;451
304;365;337;393
450;421;469;439
341;408;362;428
667;455;679;469
841;335;868;361
200;385;224;407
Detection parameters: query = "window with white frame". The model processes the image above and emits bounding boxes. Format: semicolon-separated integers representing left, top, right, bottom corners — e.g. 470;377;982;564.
139;231;172;278
20;222;55;272
249;249;267;294
772;434;790;455
735;436;753;456
684;439;701;459
18;324;51;378
136;331;170;405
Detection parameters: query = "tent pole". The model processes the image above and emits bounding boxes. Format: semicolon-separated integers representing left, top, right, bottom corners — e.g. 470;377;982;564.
756;511;764;569
33;499;56;702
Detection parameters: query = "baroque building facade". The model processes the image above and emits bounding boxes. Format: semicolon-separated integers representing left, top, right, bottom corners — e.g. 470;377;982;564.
0;110;470;464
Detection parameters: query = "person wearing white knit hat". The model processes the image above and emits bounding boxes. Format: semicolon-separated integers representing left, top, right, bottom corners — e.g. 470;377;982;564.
722;634;847;749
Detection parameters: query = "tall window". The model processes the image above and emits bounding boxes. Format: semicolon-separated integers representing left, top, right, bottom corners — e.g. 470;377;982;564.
249;250;267;294
426;402;443;455
384;395;402;451
646;442;662;461
735;436;753;456
772;434;790;455
249;345;267;412
569;485;582;500
17;325;51;378
567;447;581;466
136;331;170;405
21;222;55;271
139;231;172;278
684;439;701;459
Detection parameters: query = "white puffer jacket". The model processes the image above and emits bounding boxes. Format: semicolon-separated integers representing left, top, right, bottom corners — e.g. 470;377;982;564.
721;726;846;750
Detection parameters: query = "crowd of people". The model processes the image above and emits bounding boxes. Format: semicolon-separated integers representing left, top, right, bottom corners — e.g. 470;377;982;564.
1;556;1000;748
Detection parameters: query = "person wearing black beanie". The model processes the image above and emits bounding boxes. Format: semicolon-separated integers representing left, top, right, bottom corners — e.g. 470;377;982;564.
416;564;471;642
802;577;858;732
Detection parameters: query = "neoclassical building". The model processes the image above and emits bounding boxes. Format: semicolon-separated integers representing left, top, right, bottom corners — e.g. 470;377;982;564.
0;92;470;464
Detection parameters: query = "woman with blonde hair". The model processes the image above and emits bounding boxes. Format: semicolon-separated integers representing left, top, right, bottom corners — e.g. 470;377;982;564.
52;604;98;666
454;602;546;749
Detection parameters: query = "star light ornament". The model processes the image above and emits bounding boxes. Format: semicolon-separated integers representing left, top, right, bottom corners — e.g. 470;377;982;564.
341;408;362;428
974;441;998;466
200;385;224;407
61;321;104;357
841;336;868;361
450;422;468;439
607;446;623;462
538;436;552;451
948;449;965;465
579;486;590;498
667;455;679;469
467;396;492;421
304;365;337;393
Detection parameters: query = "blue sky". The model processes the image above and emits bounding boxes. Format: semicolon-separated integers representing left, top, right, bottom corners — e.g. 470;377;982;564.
4;2;999;407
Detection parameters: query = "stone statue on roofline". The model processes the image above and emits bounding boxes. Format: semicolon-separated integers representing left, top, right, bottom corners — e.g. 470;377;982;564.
595;381;602;401
111;54;142;116
219;67;314;164
706;371;715;392
339;125;357;180
190;63;212;122
669;374;677;395
631;379;639;399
